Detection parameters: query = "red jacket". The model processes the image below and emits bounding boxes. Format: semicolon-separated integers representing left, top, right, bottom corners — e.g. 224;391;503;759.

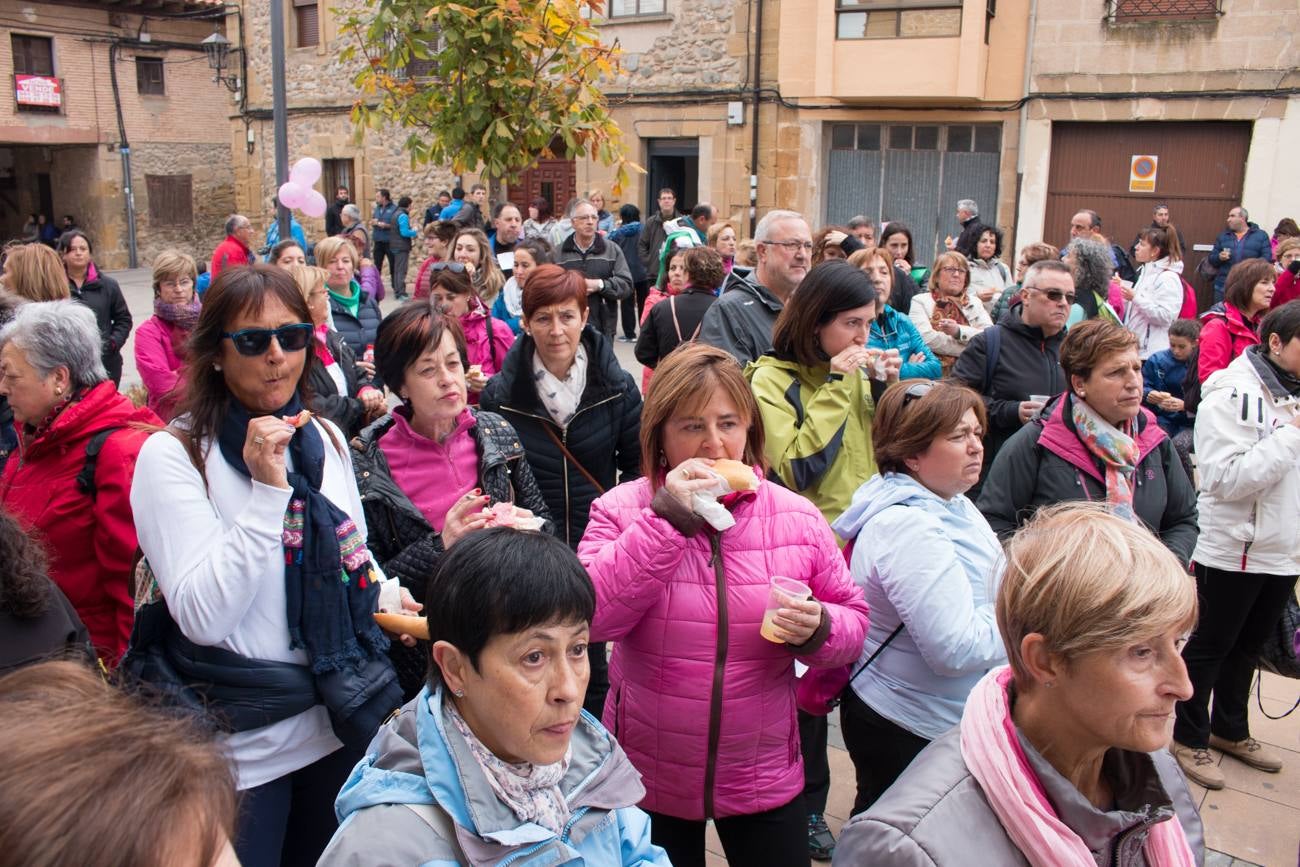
0;382;159;663
209;235;252;280
1197;303;1260;383
1272;269;1300;309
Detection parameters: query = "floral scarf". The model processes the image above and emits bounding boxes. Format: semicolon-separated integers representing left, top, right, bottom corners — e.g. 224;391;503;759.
931;292;971;373
445;698;571;834
532;343;588;429
1071;397;1139;522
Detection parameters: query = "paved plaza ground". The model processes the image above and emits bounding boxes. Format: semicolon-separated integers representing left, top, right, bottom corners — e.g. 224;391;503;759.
109;267;1299;867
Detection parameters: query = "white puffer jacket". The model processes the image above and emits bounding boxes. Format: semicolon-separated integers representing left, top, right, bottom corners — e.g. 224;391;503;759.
1192;348;1300;576
1125;257;1184;359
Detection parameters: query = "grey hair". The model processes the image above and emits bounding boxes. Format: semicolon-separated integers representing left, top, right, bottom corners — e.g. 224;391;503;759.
847;215;874;232
1234;205;1250;221
341;203;361;222
570;198;597;215
1066;237;1114;298
0;299;108;389
957;199;979;218
754;209;806;242
224;214;248;236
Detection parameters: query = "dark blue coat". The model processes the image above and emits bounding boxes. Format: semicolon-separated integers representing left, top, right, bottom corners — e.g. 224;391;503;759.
1208;223;1272;294
1142;348;1192;436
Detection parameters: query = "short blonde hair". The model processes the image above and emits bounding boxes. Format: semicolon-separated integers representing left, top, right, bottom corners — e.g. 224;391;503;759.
736;239;758;267
313;236;356;271
707;221;736;247
2;243;69;302
997;503;1197;685
150;250;197;296
286;264;328;304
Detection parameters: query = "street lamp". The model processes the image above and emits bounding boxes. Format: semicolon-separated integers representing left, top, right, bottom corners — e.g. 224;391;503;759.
202;31;240;93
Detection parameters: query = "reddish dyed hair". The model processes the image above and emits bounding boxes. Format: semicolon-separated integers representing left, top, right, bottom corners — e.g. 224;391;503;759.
522;264;588;319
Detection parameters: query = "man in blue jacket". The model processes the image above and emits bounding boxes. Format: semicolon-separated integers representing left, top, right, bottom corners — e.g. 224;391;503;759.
1208;205;1272;303
370;188;399;285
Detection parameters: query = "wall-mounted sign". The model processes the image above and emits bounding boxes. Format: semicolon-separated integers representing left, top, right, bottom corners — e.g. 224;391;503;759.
15;74;62;108
1129;154;1158;192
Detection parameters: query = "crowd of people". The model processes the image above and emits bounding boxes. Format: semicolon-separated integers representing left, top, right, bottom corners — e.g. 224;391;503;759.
0;187;1298;867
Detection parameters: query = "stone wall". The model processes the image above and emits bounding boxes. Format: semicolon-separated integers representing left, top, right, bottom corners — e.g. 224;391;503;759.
131;142;238;268
602;0;746;92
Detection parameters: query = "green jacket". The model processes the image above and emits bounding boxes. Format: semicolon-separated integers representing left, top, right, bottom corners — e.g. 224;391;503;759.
745;355;877;527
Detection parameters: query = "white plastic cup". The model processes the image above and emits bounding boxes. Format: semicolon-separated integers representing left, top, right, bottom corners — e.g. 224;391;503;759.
761;575;812;643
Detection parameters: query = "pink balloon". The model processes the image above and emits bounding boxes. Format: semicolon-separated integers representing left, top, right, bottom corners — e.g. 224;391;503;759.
289;157;322;187
278;181;306;210
301;190;328;219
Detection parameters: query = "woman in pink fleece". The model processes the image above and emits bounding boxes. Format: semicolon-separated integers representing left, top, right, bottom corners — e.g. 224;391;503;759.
578;344;870;867
426;263;514;404
133;250;200;421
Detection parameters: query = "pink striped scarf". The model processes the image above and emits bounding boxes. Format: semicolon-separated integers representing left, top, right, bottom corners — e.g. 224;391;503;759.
959;667;1196;867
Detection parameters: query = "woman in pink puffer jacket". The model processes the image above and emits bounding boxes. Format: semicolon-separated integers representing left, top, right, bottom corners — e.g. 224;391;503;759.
578;344;869;867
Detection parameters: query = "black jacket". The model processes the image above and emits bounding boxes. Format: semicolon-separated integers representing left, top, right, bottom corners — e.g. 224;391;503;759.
479;327;642;548
555;234;634;304
888;266;920;316
328;287;383;363
352;408;552;698
976;393;1199;564
634;288;717;368
326;197;349;238
953;302;1067;472
0;578;95;675
308;330;367;437
69;271;132;384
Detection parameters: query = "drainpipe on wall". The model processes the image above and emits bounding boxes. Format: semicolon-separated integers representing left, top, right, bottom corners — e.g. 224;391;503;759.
1012;0;1039;241
748;0;764;237
107;41;139;269
270;0;291;243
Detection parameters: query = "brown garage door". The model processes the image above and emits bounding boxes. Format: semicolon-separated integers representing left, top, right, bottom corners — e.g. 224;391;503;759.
1044;121;1252;309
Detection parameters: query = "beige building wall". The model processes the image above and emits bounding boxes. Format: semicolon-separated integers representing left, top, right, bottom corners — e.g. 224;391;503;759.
0;1;237;267
1014;0;1300;246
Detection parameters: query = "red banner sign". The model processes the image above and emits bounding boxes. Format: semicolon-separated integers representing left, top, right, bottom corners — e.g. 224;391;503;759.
15;74;62;108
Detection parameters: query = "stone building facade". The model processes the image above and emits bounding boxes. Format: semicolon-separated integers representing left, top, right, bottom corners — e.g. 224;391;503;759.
226;0;458;256
0;0;236;269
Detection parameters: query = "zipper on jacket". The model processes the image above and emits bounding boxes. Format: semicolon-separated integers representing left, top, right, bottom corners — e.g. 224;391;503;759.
495;806;591;866
702;532;729;819
562;426;572;547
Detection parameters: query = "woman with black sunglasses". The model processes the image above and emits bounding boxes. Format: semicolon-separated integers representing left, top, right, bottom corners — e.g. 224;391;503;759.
129;264;420;867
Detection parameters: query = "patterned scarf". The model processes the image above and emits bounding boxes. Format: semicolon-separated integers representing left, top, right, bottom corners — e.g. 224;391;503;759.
216;395;388;673
931;292;971;373
532;343;588;429
153;294;202;330
1070;396;1139;522
445;698;572;834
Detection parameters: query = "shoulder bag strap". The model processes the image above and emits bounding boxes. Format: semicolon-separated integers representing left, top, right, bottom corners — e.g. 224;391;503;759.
846;622;906;686
670;295;684;343
541;423;606;495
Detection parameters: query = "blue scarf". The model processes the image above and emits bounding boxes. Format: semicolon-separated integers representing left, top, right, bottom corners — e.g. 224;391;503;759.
216;395;388;673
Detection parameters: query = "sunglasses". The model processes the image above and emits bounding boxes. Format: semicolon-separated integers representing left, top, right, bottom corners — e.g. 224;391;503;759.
429;262;467;273
1026;286;1077;305
901;380;936;408
221;323;312;356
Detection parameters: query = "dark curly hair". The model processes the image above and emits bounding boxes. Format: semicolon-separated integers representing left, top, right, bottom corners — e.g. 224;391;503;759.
0;510;52;619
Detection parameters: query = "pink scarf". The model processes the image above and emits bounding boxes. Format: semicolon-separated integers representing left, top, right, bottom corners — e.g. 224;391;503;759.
959;667;1196;867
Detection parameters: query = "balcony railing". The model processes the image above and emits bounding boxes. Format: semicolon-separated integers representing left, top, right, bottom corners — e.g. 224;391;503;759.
1107;0;1221;22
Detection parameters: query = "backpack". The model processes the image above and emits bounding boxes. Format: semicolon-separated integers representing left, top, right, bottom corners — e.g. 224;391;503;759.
1178;276;1199;319
76;427;124;501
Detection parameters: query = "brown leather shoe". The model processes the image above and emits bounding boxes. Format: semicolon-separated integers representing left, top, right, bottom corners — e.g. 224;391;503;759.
1209;735;1284;772
1173;742;1225;789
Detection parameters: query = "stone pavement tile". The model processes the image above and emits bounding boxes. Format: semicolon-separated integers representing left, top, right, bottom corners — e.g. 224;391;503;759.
1217;743;1299;809
1259;670;1296;705
1249;696;1300;752
1200;786;1299;867
825;746;857;823
705;821;723;859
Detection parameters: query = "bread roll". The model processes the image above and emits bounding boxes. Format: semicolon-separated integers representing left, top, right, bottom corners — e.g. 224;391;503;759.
372;611;429;640
711;459;758;492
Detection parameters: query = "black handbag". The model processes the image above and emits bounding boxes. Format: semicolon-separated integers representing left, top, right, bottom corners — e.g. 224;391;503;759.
1258;594;1300;680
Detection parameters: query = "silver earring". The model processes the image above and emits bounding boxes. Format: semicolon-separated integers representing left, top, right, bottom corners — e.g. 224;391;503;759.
453;688;465;698
658;452;668;468
1045;681;1055;689
213;363;222;371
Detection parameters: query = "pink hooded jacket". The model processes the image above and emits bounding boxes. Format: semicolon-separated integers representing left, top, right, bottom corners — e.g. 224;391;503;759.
579;475;869;821
132;315;187;421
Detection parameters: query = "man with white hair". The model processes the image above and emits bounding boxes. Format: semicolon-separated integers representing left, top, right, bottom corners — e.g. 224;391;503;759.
947;199;981;250
698;209;812;365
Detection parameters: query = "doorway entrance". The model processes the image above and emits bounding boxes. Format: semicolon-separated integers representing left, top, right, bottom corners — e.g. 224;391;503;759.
645;139;699;216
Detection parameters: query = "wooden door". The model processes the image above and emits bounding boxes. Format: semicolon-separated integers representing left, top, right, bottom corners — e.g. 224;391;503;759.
507;158;576;218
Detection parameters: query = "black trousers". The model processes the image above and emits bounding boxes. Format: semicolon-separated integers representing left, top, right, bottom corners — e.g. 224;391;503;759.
647;795;809;867
372;239;392;281
622;279;649;338
839;689;930;816
390;247;411;297
1174;563;1297;747
234;742;363;867
799;709;830;816
591;296;619;340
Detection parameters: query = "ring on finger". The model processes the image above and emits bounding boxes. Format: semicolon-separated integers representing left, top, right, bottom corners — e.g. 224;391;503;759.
252;435;266;445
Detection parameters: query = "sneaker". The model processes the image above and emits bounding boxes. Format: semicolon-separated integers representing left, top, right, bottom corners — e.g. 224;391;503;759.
1172;742;1225;789
1209;735;1283;772
808;813;836;861
618;335;637;343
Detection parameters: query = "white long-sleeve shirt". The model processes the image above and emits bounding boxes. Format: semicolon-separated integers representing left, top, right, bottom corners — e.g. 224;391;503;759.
130;419;393;789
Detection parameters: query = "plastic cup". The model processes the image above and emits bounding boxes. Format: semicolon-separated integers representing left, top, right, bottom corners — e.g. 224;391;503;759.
1029;394;1049;405
761;575;811;643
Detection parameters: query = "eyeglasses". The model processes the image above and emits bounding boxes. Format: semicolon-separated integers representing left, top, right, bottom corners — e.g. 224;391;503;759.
762;240;814;253
428;262;467;273
938;267;966;275
901;380;935;408
159;278;195;291
1026;286;1077;305
221;323;312;356
571;213;598;222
